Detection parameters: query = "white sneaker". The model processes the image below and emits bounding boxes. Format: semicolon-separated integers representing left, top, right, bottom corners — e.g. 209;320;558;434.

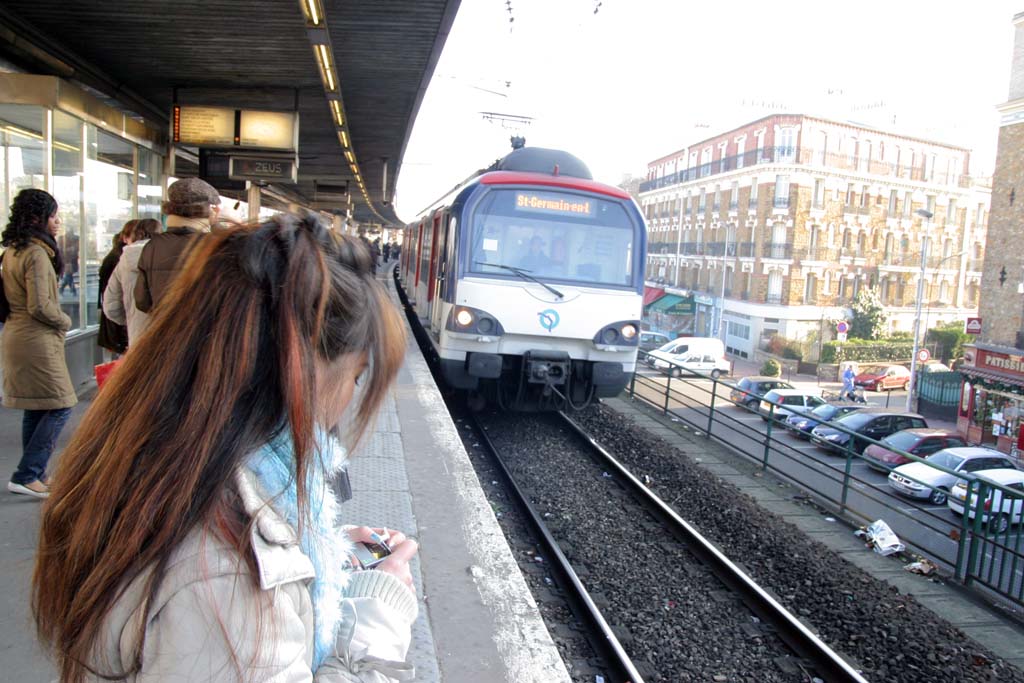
7;481;50;499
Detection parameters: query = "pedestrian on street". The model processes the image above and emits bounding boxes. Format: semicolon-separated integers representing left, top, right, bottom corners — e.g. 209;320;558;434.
34;214;418;681
1;189;77;499
134;177;221;324
58;234;78;296
842;364;856;401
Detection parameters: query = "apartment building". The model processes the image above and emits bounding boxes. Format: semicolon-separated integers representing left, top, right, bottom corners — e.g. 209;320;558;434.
639;113;990;360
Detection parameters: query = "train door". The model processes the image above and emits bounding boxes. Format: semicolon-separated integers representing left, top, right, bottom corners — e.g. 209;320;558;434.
429;211;449;337
416;216;433;313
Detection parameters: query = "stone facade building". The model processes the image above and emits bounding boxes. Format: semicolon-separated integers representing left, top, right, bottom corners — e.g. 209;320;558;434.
639;114;990;360
957;11;1024;457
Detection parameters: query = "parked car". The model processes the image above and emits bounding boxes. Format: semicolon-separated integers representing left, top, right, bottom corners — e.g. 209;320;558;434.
919;362;952;373
810;411;928;454
861;429;967;472
784;402;866;439
887;447;1018;505
854;364;911;392
647;337;730;378
639;331;671;352
948;469;1024;533
729;376;795;410
758;389;826;422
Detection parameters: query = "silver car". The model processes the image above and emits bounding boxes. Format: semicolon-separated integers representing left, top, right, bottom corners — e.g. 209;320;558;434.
887;447;1018;505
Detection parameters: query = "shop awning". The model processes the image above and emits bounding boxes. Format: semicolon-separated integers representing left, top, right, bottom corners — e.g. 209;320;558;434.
643;286;665;306
961;367;1024;392
646;294;695;315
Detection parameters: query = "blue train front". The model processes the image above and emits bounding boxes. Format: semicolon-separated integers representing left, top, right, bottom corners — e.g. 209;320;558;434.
399;147;647;410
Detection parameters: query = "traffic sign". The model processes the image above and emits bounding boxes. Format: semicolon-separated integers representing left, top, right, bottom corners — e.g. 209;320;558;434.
965;317;982;335
837;332;848;342
917;348;930;363
836;321;850;334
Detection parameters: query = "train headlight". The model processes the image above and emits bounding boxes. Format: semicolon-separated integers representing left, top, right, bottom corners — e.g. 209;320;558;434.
621;324;637;340
455;309;474;327
477;317;495;334
446;306;506;337
601;328;619;344
592;320;642;348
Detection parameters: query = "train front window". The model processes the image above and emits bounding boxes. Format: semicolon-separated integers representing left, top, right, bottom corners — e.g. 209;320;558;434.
469;189;638;288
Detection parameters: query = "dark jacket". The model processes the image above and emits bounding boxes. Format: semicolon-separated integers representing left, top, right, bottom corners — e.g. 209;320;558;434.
97;243;129;352
134;228;204;313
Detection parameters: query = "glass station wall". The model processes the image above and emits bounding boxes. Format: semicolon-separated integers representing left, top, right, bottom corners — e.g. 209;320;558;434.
0;103;164;333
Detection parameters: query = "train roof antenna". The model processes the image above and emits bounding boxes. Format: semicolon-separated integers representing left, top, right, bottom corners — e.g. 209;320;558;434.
552;163;559;176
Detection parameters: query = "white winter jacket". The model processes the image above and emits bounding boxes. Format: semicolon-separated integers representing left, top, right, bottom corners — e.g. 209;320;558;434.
86;469;418;682
102;240;149;345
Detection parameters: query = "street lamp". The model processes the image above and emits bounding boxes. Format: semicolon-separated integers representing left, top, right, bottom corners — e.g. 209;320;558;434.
907;208;933;412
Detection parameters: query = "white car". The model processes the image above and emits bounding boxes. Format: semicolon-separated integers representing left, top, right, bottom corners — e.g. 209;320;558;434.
758;389;826;422
948;469;1024;533
887;447;1018;505
646;337;730;378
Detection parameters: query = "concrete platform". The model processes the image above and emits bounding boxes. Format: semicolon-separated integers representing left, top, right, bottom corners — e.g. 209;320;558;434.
0;263;570;683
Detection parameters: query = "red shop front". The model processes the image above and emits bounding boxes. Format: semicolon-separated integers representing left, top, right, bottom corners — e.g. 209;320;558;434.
957;343;1024;461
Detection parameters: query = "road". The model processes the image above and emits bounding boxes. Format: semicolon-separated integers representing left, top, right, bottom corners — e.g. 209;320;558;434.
629;366;1023;602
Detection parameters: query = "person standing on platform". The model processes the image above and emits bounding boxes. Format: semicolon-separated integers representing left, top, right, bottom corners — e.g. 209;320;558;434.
103;218;160;347
34;215;419;681
382;240;391;262
1;189;76;499
134;178;221;320
96;222;134;355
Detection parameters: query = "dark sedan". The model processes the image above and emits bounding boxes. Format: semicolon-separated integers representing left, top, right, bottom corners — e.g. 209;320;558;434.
784;402;866;439
810;411;928;455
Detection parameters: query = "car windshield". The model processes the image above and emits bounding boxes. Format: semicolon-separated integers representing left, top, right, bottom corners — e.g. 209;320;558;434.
658;339;679;352
926;451;966;470
882;431;922;451
834;412;875;429
810;404;838;419
859;366;883;375
469;188;640;288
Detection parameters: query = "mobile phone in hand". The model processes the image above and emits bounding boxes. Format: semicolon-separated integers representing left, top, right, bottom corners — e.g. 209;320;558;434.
352;541;391;569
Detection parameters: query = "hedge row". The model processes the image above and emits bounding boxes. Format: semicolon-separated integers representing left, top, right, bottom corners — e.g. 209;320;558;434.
820;338;915;364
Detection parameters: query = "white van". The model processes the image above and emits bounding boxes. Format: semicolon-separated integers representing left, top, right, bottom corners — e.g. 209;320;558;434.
646;337;731;378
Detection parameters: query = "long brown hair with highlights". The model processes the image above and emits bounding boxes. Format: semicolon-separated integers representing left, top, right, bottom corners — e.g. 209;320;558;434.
32;214;406;682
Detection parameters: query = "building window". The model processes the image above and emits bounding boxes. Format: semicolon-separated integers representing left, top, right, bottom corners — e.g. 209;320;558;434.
816;131;827;166
730;181;739;210
861;140;871;172
719;142;729;172
926;195;936;216
846;183;855;207
903;191;913;218
778;127;796;161
701;147;712;177
774;175;790;208
848;137;858;167
713;185;721;211
736;136;746;168
726;320;751;340
824;270;832;294
749;178;758;209
698;188;706;212
888;190;898;214
804;273;817;303
946;198;957;225
860;184;869;208
813;179;824;209
767;271;783;304
755;130;765;158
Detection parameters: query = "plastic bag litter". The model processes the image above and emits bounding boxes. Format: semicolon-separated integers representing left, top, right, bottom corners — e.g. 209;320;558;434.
904;559;937;576
855;520;905;556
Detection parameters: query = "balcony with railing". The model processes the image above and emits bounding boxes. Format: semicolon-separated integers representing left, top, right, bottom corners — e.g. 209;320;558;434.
800;247;832;262
763;242;793;260
639;145;973;194
966;257;984;273
736;241;756;257
766;292;783;305
772;195;790;209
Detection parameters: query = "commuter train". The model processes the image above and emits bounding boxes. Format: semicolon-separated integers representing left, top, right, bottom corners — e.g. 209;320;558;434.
398;146;647;410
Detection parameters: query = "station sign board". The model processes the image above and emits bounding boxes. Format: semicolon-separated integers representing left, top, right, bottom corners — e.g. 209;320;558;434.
229;156;297;184
965;317;982;335
173;105;299;151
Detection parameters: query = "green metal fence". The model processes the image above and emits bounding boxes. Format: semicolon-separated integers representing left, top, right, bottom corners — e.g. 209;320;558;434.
626;352;1024;607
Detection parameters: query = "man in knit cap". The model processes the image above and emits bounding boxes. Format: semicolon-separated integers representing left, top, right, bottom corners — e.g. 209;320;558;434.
134;177;221;318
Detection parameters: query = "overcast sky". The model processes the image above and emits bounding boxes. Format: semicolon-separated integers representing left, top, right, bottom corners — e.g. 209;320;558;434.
394;0;1018;221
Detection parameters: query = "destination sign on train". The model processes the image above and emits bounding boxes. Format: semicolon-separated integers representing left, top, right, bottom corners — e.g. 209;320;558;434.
515;192;594;217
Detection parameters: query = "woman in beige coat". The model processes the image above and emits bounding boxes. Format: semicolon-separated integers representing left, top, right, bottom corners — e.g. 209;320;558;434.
34;215;417;682
2;189;76;499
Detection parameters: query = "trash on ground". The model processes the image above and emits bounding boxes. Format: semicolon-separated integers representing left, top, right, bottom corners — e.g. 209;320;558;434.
854;519;905;556
824;517;836;522
904;559;937;576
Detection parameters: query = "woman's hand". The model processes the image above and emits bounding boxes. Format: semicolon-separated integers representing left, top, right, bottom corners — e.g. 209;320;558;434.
346;526;419;592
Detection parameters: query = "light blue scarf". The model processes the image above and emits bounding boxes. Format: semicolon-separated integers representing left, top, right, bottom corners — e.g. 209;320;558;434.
246;426;352;670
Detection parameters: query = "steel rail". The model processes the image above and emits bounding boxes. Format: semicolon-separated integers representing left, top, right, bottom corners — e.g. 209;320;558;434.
557;411;870;683
470;413;646;683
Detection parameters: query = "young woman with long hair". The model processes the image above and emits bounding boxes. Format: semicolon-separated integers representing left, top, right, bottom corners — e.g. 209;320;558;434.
2;188;76;499
33;213;416;681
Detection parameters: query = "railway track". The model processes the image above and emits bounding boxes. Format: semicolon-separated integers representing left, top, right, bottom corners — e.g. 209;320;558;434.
471;410;868;683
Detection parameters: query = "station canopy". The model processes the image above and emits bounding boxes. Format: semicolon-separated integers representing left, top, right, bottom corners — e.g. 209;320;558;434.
0;0;461;225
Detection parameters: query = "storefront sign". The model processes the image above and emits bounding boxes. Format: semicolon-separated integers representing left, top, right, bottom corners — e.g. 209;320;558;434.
693;293;714;306
173;105;299;151
664;295;695;315
229;156;297;183
978;348;1024;380
965;317;982;335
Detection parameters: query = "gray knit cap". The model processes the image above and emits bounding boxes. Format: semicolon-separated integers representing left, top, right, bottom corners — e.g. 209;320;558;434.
162;178;221;218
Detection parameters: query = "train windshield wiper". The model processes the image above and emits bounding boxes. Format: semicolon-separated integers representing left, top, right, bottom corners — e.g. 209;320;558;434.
475;261;564;299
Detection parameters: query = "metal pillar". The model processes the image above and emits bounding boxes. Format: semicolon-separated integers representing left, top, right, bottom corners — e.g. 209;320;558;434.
247;182;261;223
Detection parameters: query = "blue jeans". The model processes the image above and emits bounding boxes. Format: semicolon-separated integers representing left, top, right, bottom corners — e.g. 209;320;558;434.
11;408;72;485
